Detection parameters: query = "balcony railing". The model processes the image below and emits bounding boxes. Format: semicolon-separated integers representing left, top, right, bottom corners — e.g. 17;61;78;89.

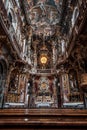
36;69;55;74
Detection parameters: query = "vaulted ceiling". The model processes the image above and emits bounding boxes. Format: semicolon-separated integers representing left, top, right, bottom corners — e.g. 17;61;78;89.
23;0;62;37
22;0;71;37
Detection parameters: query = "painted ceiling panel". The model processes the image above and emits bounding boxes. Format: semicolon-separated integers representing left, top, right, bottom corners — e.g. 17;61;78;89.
23;0;62;36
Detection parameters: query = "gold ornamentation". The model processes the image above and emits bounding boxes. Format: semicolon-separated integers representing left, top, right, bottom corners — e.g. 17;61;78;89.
40;56;47;64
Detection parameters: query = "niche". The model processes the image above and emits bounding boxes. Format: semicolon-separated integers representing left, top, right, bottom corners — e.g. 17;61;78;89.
69;69;79;93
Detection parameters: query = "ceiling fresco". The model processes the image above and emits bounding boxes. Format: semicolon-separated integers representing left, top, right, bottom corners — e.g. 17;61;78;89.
23;0;63;37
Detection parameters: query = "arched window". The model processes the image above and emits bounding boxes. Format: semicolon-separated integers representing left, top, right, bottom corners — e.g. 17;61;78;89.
72;7;79;27
8;9;17;31
8;12;12;23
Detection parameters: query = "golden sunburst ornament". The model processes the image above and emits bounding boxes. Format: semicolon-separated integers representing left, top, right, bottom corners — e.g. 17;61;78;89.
40;56;47;64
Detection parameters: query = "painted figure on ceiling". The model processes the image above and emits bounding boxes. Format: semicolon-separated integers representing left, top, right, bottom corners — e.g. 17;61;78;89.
27;0;34;9
54;0;59;4
37;0;47;4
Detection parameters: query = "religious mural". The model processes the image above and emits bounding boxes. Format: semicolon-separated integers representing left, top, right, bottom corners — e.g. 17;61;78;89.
24;0;61;37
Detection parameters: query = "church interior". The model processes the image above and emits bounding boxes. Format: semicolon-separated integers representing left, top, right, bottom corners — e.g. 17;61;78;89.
0;0;87;129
